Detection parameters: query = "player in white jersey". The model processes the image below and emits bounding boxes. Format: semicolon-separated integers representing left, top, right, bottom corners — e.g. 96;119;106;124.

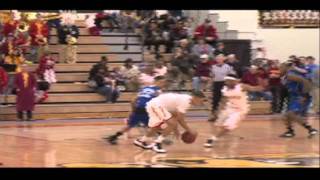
204;74;264;148
133;91;206;153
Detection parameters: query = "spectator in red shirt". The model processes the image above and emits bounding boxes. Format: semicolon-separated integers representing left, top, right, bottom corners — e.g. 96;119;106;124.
192;54;212;92
242;65;272;101
194;19;218;47
0;66;8;95
1;13;18;37
268;61;283;113
28;13;49;63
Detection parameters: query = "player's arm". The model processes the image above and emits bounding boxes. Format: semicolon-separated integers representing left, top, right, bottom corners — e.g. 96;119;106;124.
287;73;312;93
241;84;264;92
175;112;192;132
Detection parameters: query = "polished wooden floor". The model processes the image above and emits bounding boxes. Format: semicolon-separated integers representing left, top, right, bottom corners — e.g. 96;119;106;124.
0;116;319;168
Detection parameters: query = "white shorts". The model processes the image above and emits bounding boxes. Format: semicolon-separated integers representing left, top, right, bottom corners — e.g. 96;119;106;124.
146;103;172;128
215;108;248;130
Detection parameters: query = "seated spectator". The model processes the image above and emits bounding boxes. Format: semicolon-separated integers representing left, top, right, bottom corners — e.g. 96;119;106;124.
14;21;30;54
139;65;156;87
4;48;26;72
2;12;18;37
95;11;119;32
192;54;212;92
226;54;243;78
28;13;49;63
92;68;120;103
36;51;57;84
169;20;189;45
89;56;109;80
194;19;218;47
242;65;272;101
192;37;214;59
119;58;140;91
110;67;126;91
57;15;79;64
85;14;100;36
143;20;173;54
267;61;283;113
178;39;192;54
153;60;168;77
214;42;228;56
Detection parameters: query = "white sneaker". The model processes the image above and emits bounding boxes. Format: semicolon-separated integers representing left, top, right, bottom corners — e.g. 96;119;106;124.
133;139;153;149
152;143;167;153
203;139;214;148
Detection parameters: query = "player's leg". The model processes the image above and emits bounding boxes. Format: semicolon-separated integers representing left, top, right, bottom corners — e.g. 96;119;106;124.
204;110;228;147
105;113;137;144
204;110;244;147
279;112;296;138
151;116;179;153
294;113;318;138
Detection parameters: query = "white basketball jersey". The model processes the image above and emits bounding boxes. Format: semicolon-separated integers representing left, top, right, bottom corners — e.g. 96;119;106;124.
222;84;249;113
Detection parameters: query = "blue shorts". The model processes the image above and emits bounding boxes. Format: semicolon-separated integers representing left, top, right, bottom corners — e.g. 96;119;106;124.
287;95;302;113
127;108;149;128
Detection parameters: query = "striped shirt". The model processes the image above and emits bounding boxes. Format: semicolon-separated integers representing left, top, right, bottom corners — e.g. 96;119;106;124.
211;63;235;82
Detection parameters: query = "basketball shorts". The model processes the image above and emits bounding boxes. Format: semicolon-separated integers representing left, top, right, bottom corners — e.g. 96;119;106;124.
127;108;149;128
287;96;302;113
146;103;172;128
215;108;248;130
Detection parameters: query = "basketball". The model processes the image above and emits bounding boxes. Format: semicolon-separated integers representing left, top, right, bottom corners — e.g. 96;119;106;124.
181;131;198;144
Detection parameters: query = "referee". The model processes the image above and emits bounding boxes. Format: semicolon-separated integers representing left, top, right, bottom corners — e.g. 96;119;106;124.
210;54;235;120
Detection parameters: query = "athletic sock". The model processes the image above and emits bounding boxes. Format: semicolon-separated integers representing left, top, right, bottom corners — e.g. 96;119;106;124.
302;123;312;131
211;136;218;141
155;135;165;143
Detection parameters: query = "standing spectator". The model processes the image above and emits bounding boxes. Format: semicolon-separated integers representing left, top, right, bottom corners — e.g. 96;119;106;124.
268;61;282;113
214;42;228;56
192;37;214;59
192;54;212;92
57;16;79;64
119;58;140;91
210;54;235;119
36;51;57;84
194;19;218;47
92;68;120;103
28;13;49;63
169;47;194;89
14;64;36;121
226;54;243;78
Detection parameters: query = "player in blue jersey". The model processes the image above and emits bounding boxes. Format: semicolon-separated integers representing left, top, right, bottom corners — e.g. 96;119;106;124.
105;76;167;144
279;62;318;138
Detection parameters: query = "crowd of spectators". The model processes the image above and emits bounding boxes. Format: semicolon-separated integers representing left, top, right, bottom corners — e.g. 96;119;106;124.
1;10;319;118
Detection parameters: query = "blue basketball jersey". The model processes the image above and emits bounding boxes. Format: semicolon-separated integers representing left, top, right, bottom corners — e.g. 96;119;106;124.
135;86;161;108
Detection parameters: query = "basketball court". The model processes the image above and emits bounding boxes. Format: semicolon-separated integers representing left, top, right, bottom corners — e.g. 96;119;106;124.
0;115;318;168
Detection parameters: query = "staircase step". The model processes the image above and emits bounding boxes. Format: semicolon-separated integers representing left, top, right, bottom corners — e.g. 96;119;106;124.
49;36;140;45
1;92;137;104
56;73;88;82
30;63;125;73
50;28;138;36
50;83;91;92
43;44;142;53
50;53;142;63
